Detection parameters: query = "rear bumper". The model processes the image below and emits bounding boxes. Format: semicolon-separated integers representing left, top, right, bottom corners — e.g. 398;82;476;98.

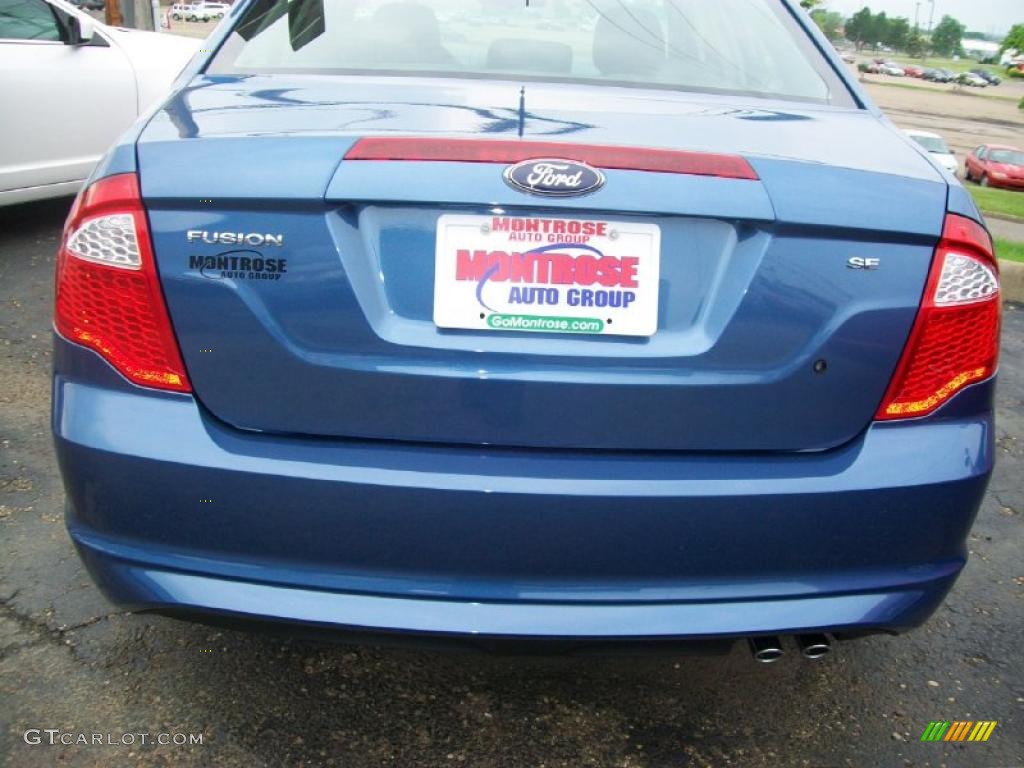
54;340;994;641
72;543;962;640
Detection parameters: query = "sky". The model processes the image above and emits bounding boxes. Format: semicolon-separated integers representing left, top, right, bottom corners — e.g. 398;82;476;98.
820;0;1020;37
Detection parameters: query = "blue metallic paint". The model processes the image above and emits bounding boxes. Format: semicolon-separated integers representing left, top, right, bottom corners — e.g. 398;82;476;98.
56;0;996;641
56;349;992;636
87;142;137;184
139;76;939;181
946;183;984;224
150;200;934;451
133;75;950;451
55;336;991;637
72;551;960;639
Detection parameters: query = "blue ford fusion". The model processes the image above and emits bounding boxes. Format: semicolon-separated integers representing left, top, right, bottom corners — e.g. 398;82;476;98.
53;0;1001;659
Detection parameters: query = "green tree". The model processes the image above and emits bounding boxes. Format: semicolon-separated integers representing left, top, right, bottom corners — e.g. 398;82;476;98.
904;31;927;57
811;10;844;41
883;17;911;50
845;7;874;50
930;15;966;57
876;11;892;49
869;11;888;50
1000;23;1024;55
800;0;823;9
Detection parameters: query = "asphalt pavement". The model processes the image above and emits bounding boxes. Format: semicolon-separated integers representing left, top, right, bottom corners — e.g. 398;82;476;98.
1;198;1021;768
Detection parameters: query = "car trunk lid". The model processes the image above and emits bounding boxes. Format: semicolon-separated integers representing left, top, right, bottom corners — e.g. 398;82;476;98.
139;76;947;451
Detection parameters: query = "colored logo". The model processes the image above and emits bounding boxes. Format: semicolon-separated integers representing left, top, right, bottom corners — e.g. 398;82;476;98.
486;314;604;334
503;159;606;197
456;217;639;316
460;242;638;315
920;721;997;742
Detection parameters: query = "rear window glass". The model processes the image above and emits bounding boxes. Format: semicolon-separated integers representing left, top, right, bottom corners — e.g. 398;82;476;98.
208;0;844;104
989;150;1024;165
911;135;949;154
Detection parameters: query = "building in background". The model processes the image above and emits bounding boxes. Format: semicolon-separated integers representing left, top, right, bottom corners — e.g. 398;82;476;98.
961;38;1000;61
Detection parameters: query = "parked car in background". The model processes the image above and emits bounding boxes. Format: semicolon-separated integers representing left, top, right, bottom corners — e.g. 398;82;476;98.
923;68;955;82
170;2;213;21
905;129;958;174
0;0;198;205
902;65;924;78
956;72;988;87
879;62;905;77
198;1;228;17
54;0;1000;658
965;144;1024;190
969;69;1001;86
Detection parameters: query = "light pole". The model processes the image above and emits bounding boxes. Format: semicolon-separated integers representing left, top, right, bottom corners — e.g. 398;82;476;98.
925;0;935;62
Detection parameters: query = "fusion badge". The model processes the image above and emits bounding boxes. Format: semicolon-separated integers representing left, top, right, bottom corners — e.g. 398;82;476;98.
186;230;284;247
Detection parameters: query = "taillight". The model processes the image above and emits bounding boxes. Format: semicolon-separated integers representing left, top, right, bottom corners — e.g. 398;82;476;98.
876;214;999;420
55;173;191;393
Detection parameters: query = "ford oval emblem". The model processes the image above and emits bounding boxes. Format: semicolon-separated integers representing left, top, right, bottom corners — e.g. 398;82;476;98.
503;158;606;197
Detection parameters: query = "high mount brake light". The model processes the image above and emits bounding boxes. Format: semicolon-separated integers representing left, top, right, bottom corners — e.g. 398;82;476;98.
55;174;191;393
876;214;1000;420
344;138;760;180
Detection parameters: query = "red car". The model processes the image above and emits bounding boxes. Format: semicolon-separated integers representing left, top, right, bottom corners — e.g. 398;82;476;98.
903;65;924;77
964;144;1024;190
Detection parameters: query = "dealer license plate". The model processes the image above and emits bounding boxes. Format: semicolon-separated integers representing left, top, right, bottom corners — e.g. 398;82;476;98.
433;214;661;336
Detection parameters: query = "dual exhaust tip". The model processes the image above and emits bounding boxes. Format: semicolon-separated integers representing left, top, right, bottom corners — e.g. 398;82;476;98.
748;633;832;663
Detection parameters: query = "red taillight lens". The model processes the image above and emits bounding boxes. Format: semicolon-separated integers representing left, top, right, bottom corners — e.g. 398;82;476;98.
876;214;999;420
55;173;191;393
344;138;760;180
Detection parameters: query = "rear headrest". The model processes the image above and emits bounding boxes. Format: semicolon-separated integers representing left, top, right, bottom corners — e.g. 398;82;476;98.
593;8;666;78
363;2;455;66
486;38;573;74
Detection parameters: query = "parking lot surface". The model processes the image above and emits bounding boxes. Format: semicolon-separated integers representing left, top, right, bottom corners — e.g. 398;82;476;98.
859;78;1023;160
1;199;1022;767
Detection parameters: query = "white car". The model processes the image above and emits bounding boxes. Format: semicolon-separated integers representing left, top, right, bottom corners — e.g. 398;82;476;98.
879;63;905;77
170;2;219;21
200;2;229;17
956;72;989;88
0;0;198;206
904;129;958;175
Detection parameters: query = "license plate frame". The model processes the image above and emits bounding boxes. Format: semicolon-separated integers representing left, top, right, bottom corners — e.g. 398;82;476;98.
433;214;661;337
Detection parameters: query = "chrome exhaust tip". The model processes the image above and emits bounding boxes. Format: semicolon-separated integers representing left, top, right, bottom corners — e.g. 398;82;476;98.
797;633;832;660
748;636;784;663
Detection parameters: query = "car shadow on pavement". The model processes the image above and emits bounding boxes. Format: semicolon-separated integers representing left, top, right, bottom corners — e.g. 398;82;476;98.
49;596;1018;768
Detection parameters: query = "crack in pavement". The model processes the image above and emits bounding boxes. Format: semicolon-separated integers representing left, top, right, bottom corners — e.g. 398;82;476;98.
0;592;132;660
992;493;1019;515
